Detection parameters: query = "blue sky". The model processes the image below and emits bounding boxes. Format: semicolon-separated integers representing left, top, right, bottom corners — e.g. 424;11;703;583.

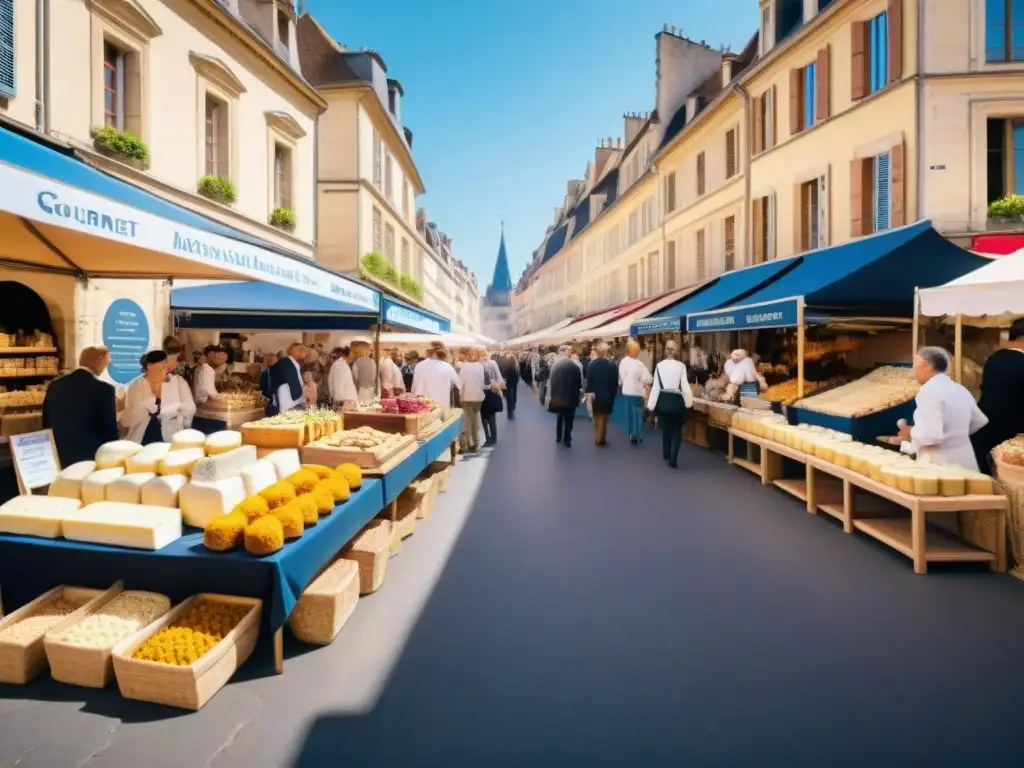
305;0;758;289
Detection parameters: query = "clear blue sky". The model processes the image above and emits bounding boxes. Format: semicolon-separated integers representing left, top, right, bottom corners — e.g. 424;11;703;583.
304;0;758;289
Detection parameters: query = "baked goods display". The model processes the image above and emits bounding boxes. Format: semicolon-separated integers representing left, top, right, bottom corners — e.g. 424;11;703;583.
240;408;343;449
202;391;267;412
794;366;920;418
0;330;55;349
0;356;59;377
995;436;1024;468
302;426;416;469
0;387;45;411
760;379;824;405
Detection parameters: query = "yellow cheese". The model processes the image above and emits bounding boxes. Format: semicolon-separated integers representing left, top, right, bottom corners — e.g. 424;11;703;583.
938;474;967;497
170;429;207;452
966;475;994;495
913;472;940;496
205;430;243;456
105;472;157;504
63;502;182;550
94;440;143;470
140;474;188;508
0;495;83;538
125;443;171;474
879;466;901;489
48;461;97;500
179;477;247;528
158;448;204;476
81;468;127;505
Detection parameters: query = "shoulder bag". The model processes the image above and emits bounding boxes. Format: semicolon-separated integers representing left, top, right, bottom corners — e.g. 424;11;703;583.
654;366;687;420
482;365;504;415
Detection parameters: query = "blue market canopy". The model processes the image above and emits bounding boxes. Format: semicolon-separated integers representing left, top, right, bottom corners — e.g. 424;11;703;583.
381;297;451;333
172;281;380;331
0;126;378;311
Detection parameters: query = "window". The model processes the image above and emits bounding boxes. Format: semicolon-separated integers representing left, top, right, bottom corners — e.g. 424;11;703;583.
276;8;289;52
385;152;393;202
401;238;411;274
104;42;125;129
385;223;395;263
851;145;903;236
752;194;775;263
724;216;736;271
725;129;738;179
987;0;1024;62
402;179;410;218
760;4;773;55
869;13;888;93
648;251;660;296
803;63;817;129
696;152;706;196
273;143;292;210
696;229;706;280
753;87;775;155
627;264;639;301
205;94;229;178
0;0;13;97
372;131;382;188
799;180;821;251
665;171;677;213
372;206;382;252
666;240;677;290
874;152;890;232
987;117;1024;202
854;11;898;99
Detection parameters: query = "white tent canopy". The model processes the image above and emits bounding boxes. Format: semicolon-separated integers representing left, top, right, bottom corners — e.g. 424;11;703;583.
919;249;1023;319
504;317;574;347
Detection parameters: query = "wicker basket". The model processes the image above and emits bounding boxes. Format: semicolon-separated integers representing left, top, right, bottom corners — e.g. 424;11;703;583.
44;584;172;689
111;594;262;711
428;461;452;492
342;520;390;595
418;475;440;520
0;585;108;684
288;558;359;645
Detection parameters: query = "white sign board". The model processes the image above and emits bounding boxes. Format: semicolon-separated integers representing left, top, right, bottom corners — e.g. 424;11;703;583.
383;303;444;334
0;161;380;312
11;430;61;494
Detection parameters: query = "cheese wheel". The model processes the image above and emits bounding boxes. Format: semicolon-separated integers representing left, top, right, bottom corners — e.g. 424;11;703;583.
966;475;994;495
205;430;243;456
241;458;278;496
159;448;204;476
140;475;188;508
125;443;171;474
0;495;83;538
179;477;248;528
64;502;182;550
48;460;98;500
939;474;967;497
81;468;127;505
94;440;143;470
913;472;940;496
106;472;157;504
265;449;301;479
190;445;258;484
170;429;207;451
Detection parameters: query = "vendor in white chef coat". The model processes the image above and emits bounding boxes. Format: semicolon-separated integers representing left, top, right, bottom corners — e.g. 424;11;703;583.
121;350;194;444
894;346;989;471
723;349;763;399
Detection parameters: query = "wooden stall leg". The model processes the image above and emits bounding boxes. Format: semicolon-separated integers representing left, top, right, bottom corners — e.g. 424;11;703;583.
994;509;1007;573
911;505;927;575
727;431;735;463
450;440;458;463
842;479;853;534
274;628;284;675
389;499;398;523
805;462;816;514
762;450;781;487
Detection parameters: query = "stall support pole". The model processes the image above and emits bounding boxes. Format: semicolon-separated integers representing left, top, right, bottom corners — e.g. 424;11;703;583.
273;628;283;674
372;323;382;396
954;314;963;383
911;287;920;355
796;298;806;399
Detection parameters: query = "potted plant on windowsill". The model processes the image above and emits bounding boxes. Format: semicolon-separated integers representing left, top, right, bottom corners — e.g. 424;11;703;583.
269;207;296;233
987;195;1024;230
197;176;236;205
90;125;150;170
360;251;386;281
400;274;424;301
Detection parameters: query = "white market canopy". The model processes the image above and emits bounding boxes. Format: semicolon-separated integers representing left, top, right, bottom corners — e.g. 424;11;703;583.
504;317;574;347
919;248;1023;320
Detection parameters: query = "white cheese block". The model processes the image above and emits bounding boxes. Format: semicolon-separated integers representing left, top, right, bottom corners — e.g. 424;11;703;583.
205;430;243;456
48;461;97;500
105;472;157;504
125;443;171;474
178;477;247;528
94;440;144;470
170;429;207;452
241;458;278;496
158;448;204;476
0;495;83;538
140;474;188;508
64;502;182;550
265;449;300;479
190;445;257;484
80;468;127;505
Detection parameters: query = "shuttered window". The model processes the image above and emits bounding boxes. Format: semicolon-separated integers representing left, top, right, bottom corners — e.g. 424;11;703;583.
987;0;1024;61
696;229;706;280
627;264;639;301
401;238;410;274
696;152;706;196
725;129;737;178
372;207;382;252
869;12;888;93
372;132;383;188
385;224;396;262
874;152;891;232
724;217;736;272
648;251;660;296
0;0;13;98
666;240;677;289
665;171;677;213
803;63;817;129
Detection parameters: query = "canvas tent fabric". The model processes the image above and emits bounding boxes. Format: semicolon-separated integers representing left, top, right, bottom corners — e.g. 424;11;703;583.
579;283;712;340
919;248;1023;319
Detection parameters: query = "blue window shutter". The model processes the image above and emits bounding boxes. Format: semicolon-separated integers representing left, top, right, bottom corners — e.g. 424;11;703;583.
875;152;891;232
0;0;14;98
986;0;1007;61
804;63;816;127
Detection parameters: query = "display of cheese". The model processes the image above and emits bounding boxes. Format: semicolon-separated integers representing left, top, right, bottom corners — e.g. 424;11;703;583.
158;447;204;476
105;472;157;504
170;429;207;451
48;461;97;500
80;468;127;505
795;366;920;418
179;476;247;529
62;502;182;550
205;430;243;456
94;441;143;470
265;448;301;479
241;458;278;496
0;495;83;538
189;445;257;484
125;443;171;474
140;474;188;509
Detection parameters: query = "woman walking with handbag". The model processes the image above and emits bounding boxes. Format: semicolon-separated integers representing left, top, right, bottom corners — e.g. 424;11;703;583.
648;341;693;468
481;349;505;447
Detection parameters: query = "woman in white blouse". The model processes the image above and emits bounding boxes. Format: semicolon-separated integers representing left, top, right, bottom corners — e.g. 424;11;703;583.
619;338;653;444
648;340;694;468
120;350;195;444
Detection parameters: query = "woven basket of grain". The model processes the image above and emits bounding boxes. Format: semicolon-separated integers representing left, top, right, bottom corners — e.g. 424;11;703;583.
995;451;1024;580
342;519;390;594
288;558;359;645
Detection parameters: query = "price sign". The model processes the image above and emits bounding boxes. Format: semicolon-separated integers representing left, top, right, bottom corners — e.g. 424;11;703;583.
102;298;150;384
11;429;61;494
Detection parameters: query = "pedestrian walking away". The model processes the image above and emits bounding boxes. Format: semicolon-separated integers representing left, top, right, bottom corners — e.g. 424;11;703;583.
585;341;618;446
648;340;693;468
619;338;652;444
548;345;582;447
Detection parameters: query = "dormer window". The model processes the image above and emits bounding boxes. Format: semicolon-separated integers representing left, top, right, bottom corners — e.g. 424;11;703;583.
276;8;289;51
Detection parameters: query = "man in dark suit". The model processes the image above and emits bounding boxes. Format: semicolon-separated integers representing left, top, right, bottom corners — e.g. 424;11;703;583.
548;345;583;448
498;352;520;419
42;346;119;467
972;318;1024;474
585;342;618;447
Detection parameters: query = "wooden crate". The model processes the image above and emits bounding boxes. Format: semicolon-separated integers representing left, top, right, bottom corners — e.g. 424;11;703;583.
341;408;441;436
301;433;416;470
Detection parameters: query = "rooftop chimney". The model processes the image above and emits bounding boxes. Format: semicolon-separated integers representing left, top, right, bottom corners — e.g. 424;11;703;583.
623;112;647;146
721;52;738;88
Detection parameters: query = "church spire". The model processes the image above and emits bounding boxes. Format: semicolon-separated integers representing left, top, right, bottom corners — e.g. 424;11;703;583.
486;223;512;307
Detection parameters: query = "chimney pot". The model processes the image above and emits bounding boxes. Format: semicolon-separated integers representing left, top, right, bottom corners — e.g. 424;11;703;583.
662;22;668;32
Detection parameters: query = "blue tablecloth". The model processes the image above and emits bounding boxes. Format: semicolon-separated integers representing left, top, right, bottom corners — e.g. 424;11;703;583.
419;417;462;466
0;480;385;631
380;446;426;506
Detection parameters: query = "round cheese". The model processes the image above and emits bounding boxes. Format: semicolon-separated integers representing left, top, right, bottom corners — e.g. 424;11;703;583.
94;441;143;470
125;443;171;474
171;429;207;451
205;430;243;456
158;448;205;476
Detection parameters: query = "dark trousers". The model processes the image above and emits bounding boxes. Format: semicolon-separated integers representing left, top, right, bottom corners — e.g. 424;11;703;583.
505;383;518;418
593;412;609;444
555;408;576;444
660;414;684;465
482;411;497;444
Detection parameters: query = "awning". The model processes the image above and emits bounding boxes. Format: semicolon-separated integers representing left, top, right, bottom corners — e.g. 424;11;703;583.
505;317;574;347
631;257;800;335
0;126;378;311
171;281;379;331
576;283;711;340
919;246;1023;319
381;297;450;333
532;298;652;344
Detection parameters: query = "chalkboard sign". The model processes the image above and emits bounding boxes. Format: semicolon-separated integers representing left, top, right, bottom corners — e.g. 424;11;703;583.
102;298;150;384
11;429;61;494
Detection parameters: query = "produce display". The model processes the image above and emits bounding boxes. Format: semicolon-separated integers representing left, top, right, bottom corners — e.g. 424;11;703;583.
794;366;919;418
0;495;83;538
132;600;250;666
342;395;440;435
0;594;90;644
240;408;343;448
51;593;170;648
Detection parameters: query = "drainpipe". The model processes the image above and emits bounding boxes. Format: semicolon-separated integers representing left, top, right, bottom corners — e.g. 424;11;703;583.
34;0;46;131
312;113;319;257
730;81;752;266
916;0;925;226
